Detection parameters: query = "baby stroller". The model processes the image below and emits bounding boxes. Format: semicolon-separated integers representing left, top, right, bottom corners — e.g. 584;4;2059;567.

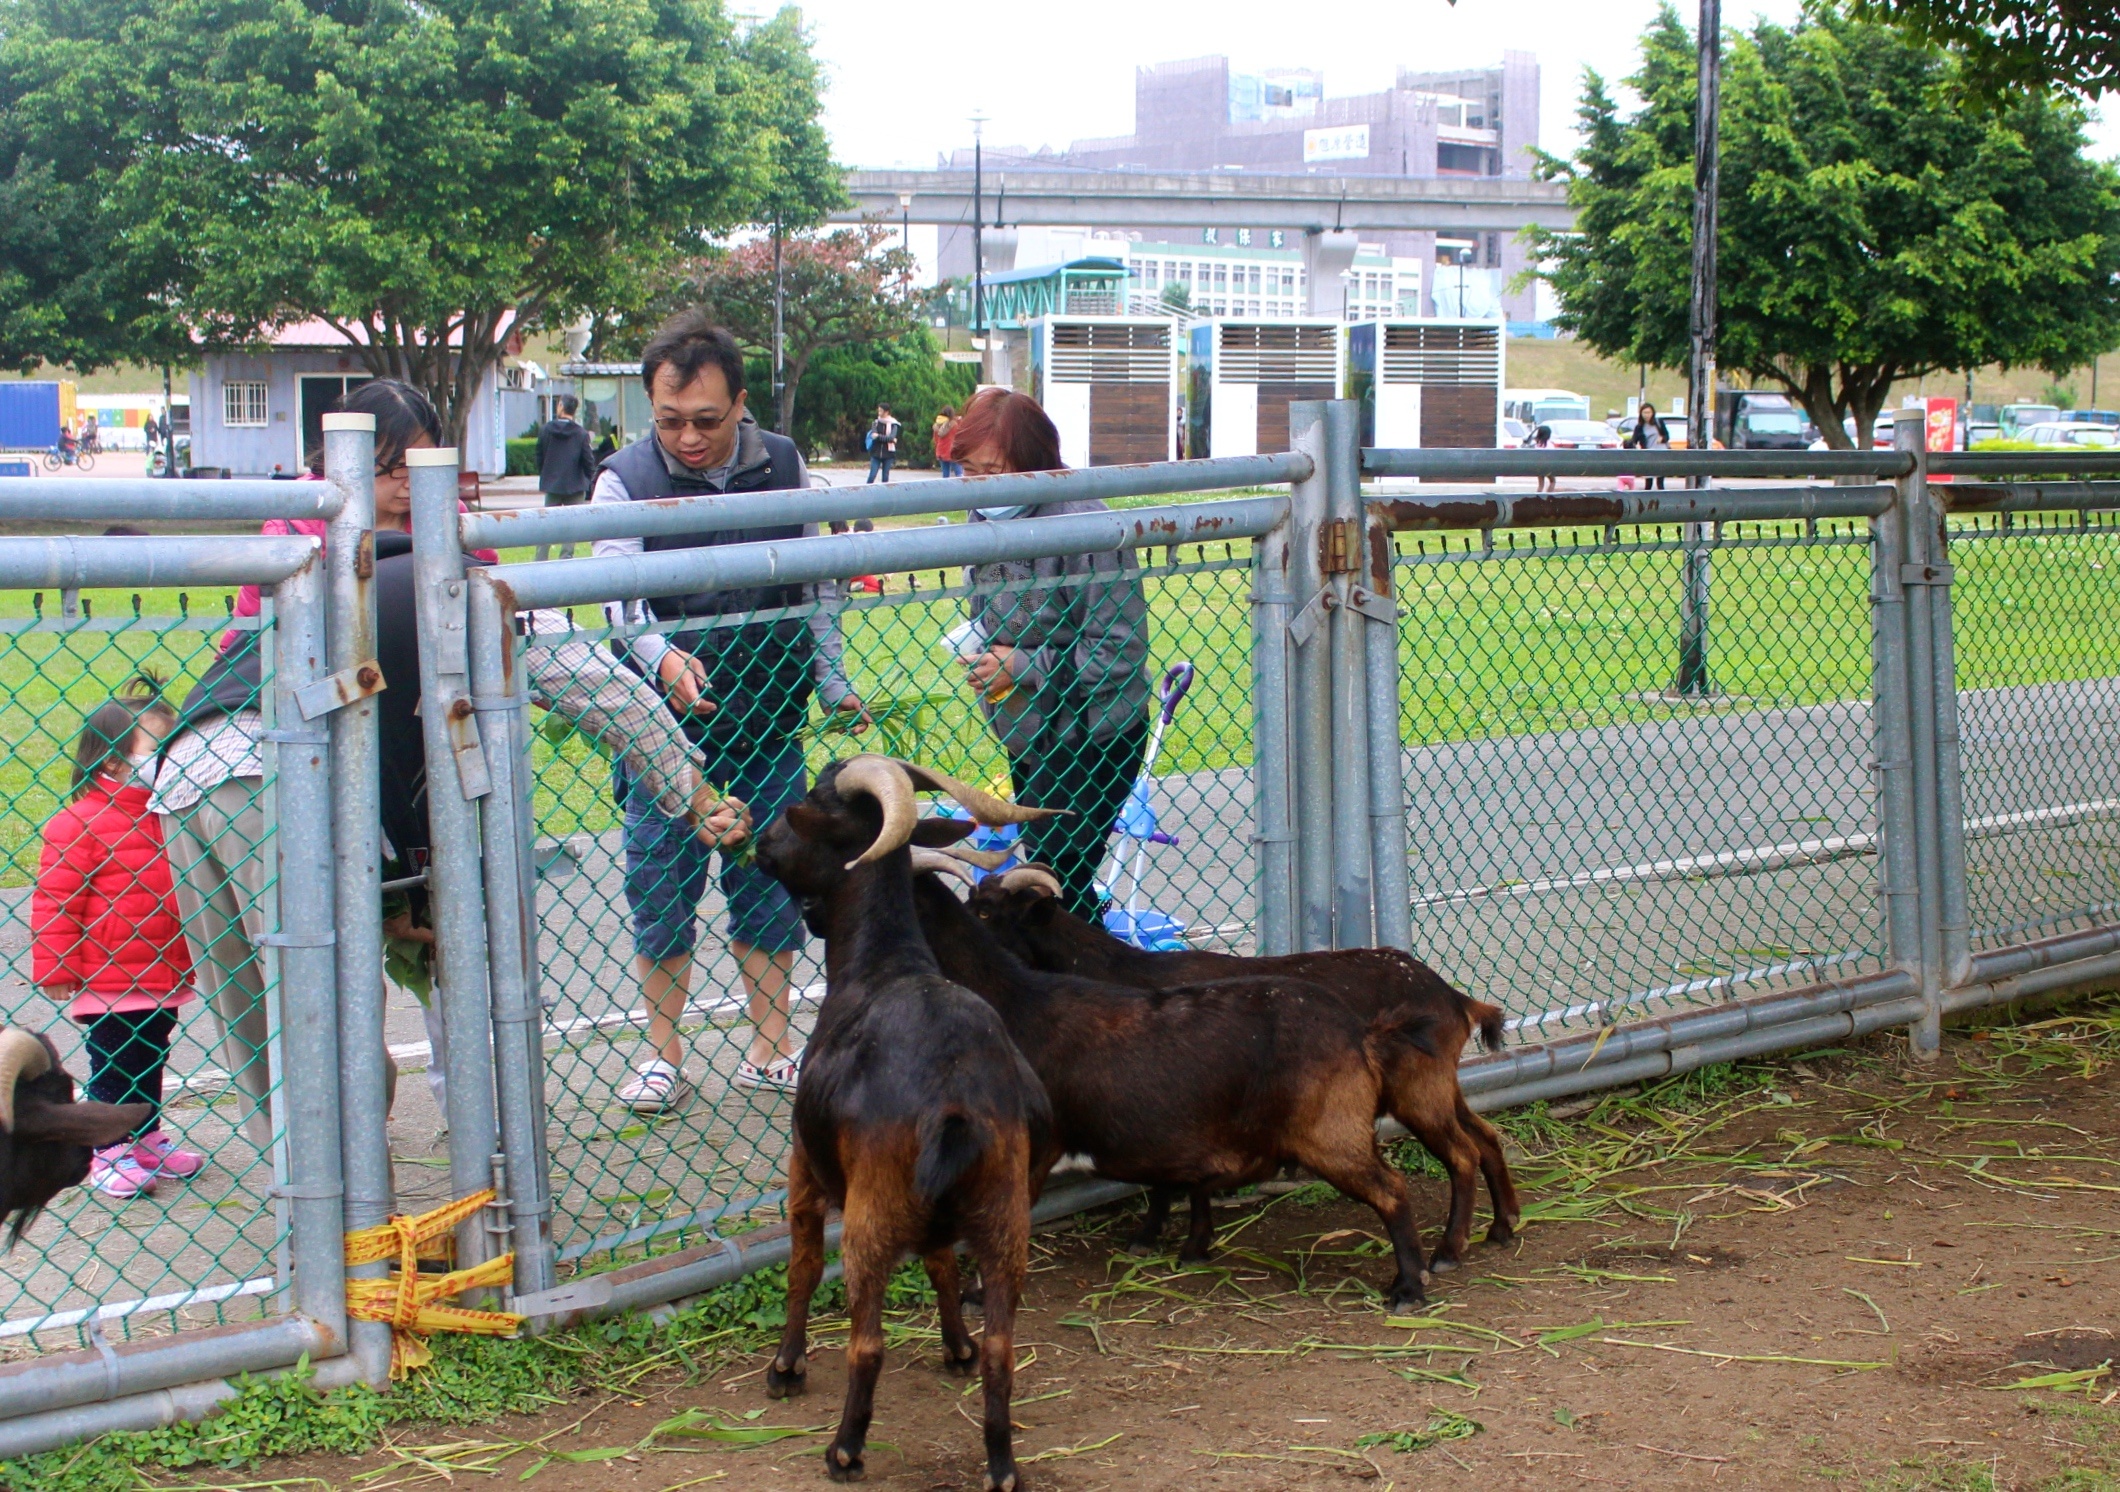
1096;663;1194;950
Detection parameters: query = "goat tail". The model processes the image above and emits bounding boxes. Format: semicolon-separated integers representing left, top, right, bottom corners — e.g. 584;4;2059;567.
915;1110;988;1205
1470;1000;1506;1053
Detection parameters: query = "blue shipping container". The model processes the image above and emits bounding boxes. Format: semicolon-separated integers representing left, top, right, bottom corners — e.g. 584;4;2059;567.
0;383;62;449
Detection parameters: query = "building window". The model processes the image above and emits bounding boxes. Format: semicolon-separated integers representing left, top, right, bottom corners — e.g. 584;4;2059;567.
223;381;268;428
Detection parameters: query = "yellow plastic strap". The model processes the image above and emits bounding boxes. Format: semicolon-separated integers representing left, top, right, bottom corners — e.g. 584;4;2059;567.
343;1189;526;1378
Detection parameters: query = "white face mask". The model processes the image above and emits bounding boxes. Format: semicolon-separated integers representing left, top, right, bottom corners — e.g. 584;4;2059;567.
975;505;1030;521
124;750;157;787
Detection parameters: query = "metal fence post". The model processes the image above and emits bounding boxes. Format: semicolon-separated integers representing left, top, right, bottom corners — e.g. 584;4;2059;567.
1323;401;1374;948
264;550;350;1353
1918;469;1972;988
407;450;502;1271
1286;402;1336;951
321;414;393;1385
1361;500;1413;956
1250;510;1297;958
466;571;557;1304
1893;411;1944;1057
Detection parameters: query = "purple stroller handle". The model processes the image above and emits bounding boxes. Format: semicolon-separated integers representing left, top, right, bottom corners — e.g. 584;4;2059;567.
1159;662;1195;724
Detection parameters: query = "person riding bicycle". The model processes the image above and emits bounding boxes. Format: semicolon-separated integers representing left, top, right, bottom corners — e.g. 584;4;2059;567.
57;428;77;461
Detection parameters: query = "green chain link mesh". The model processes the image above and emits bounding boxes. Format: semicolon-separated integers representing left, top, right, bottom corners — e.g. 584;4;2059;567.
0;589;287;1359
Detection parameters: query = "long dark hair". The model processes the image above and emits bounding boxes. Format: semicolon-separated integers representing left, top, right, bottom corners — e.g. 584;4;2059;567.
305;378;444;475
71;675;174;797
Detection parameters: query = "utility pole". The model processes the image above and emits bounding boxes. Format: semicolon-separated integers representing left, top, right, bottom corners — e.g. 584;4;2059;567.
771;212;785;432
1675;0;1720;697
971;112;988;372
160;365;176;477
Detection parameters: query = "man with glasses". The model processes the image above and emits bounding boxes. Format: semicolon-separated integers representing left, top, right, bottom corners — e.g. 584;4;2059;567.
590;311;867;1110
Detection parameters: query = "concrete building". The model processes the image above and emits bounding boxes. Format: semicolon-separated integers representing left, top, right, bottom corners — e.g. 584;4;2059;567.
935;52;1542;323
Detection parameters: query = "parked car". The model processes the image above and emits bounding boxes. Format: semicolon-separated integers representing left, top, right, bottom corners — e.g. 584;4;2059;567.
1998;402;2061;437
1502;416;1529;444
2073;408;2120;427
2023;421;2119;448
1542;419;1622;450
1717;391;1811;450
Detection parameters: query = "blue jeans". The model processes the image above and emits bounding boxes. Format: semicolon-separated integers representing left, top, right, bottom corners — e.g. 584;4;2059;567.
616;734;809;959
938;459;964;479
866;452;895;482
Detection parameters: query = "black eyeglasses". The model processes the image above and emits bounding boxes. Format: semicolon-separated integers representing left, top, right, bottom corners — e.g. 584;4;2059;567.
653;411;737;435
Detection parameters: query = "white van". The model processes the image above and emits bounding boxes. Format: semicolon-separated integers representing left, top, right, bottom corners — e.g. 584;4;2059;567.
1502;388;1591;429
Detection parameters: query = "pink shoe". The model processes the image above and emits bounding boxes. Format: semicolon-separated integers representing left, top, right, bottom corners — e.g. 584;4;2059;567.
90;1145;157;1199
132;1131;205;1180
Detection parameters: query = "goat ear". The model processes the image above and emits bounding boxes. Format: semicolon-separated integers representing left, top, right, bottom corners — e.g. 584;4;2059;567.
909;817;978;849
783;802;834;839
1019;891;1060;927
11;1100;150;1149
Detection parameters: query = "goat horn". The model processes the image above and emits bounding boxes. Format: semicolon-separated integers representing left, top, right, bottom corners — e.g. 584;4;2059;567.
835;754;919;867
909;848;977;887
0;1028;52;1133
897;762;1065;826
996;864;1064;898
939;842;1014;871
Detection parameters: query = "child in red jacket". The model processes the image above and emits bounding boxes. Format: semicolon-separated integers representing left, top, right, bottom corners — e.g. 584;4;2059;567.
32;681;206;1198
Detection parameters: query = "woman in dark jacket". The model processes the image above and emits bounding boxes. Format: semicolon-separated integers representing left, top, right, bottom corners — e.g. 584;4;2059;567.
1623;402;1672;490
953;388;1152;918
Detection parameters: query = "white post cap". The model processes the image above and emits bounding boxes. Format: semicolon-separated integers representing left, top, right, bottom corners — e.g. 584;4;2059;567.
321;413;376;431
405;448;460;466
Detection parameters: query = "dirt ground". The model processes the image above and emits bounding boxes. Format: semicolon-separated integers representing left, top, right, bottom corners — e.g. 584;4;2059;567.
278;1009;2120;1492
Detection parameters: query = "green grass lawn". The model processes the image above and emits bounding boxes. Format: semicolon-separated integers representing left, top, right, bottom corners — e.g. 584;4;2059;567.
0;515;2112;885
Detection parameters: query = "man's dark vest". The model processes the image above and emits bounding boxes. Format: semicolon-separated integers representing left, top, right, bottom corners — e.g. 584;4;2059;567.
600;429;815;744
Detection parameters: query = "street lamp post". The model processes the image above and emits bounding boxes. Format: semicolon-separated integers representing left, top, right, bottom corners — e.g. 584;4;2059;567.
1675;0;1721;698
1456;247;1472;317
971;112;988;368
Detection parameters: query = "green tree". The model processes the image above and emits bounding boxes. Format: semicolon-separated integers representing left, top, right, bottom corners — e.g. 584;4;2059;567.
679;223;926;436
1529;5;2120;447
0;0;840;436
1850;1;2120;97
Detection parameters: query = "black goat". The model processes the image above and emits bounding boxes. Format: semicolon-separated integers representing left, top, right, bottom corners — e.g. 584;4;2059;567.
0;1029;152;1244
968;868;1521;1270
753;756;1059;1491
907;866;1437;1309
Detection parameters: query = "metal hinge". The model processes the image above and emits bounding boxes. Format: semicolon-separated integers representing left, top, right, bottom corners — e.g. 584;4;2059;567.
293;659;386;721
1320;517;1359;574
1899;562;1954;586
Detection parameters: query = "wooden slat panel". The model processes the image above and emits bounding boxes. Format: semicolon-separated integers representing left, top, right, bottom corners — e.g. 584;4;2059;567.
1089;382;1171;466
1255;381;1336;455
1420;385;1498;448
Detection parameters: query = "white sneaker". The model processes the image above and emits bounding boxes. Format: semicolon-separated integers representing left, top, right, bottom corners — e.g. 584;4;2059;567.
733;1049;803;1094
617;1059;692;1113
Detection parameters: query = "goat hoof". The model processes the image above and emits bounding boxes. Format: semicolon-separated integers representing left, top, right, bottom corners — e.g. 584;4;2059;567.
825;1443;866;1482
1486;1219;1518;1245
764;1361;806;1399
960;1280;986;1311
1177;1243;1215;1264
1428;1254;1460;1275
1123;1236;1160;1257
942;1346;979;1377
985;1467;1022;1492
1384;1281;1427;1311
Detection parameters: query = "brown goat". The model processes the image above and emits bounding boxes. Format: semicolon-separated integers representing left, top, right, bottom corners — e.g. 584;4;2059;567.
968;869;1520;1270
909;866;1439;1310
754;758;1059;1491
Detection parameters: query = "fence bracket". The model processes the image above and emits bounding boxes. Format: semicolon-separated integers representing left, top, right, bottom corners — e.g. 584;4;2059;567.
293;659;386;721
1343;585;1398;625
1899;562;1954;586
1288;588;1333;646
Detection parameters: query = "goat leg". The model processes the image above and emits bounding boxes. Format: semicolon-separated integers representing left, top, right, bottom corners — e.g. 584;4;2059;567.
924;1248;978;1375
972;1235;1028;1492
1124;1185;1175;1256
1462;1101;1523;1243
1308;1151;1428;1310
767;1143;824;1400
1177;1187;1216;1262
826;1235;891;1483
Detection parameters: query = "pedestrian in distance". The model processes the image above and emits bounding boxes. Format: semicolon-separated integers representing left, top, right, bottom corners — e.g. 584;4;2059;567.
865;403;901;483
1624;401;1671;490
951;386;1153;919
932;404;962;478
1527;423;1556;494
590;310;870;1108
31;678;208;1199
534;393;599;560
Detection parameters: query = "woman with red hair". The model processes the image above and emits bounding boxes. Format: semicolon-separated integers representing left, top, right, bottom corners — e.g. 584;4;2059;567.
951;388;1151;917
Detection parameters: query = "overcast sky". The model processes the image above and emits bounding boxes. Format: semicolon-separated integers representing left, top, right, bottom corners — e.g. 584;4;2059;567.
785;0;2119;169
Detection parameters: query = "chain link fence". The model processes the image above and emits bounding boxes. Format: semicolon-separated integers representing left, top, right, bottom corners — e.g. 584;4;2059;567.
520;542;1262;1270
0;594;286;1356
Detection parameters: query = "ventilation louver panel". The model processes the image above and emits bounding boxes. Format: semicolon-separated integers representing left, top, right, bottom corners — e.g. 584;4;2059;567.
1381;324;1502;385
1217;323;1338;385
1048;322;1174;384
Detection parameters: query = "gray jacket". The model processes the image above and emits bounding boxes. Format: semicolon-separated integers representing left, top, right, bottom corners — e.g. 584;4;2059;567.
967;499;1151;754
